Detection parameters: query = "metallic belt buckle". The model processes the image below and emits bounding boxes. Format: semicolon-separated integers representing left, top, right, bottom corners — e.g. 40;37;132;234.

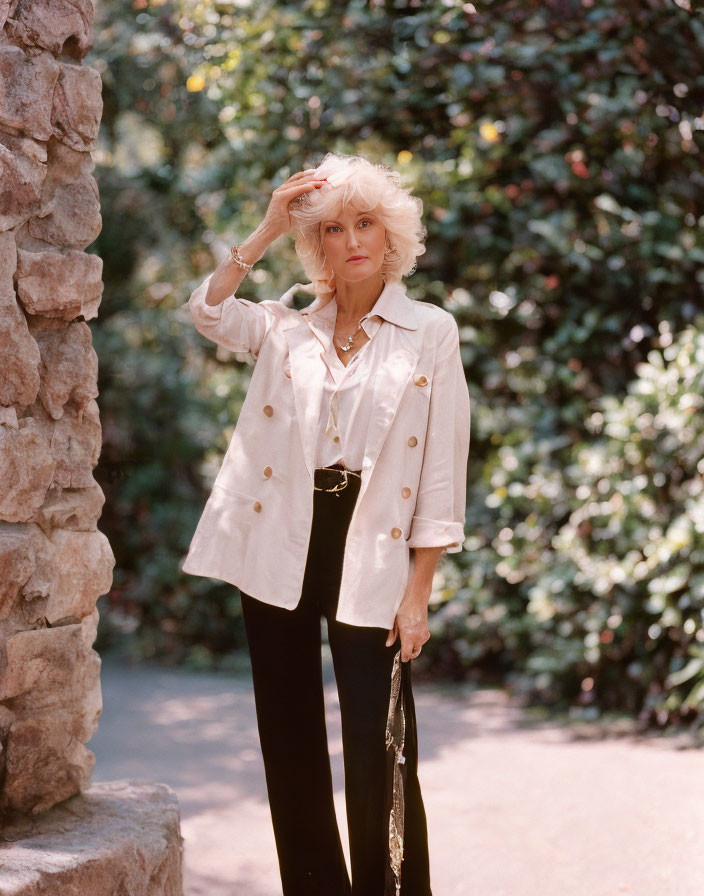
313;464;361;495
313;467;348;494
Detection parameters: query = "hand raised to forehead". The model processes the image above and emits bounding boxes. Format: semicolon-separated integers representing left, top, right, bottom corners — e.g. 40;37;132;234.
262;168;329;238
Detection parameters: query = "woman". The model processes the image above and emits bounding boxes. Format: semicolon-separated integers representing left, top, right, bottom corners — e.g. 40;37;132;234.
181;153;471;896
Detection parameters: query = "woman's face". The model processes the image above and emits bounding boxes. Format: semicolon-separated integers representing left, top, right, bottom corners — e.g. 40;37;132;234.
319;202;387;284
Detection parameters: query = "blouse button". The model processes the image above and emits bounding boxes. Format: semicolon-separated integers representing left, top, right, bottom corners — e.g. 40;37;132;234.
402;487;412;498
391;527;402;539
414;374;428;386
263;466;272;478
407;435;418;447
253;501;262;512
263;405;274;416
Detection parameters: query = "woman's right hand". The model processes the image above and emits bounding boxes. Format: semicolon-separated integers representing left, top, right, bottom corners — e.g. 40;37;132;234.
261;168;327;239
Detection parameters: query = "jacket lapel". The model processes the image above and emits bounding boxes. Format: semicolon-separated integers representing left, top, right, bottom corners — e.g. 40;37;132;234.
282;282;421;487
283;321;328;482
359;328;421;475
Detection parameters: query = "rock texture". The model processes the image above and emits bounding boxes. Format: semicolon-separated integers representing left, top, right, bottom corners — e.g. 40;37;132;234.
0;0;112;822
0;781;184;895
0;0;112;824
0;5;184;891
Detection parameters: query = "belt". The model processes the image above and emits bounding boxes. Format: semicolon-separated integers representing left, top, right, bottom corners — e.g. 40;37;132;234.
313;462;362;494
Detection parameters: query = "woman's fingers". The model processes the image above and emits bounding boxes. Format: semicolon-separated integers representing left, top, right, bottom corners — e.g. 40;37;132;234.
278;181;325;197
385;621;398;647
279;167;327;190
401;641;419;662
399;629;428;661
261;171;327;237
285;168;318;183
276;176;326;194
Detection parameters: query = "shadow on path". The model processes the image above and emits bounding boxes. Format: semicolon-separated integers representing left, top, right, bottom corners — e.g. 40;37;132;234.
91;650;704;896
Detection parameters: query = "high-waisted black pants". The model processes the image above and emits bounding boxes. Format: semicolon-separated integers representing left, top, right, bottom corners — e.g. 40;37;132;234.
240;465;433;896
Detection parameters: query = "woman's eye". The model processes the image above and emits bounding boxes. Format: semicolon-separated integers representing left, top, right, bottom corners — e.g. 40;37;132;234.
326;220;373;233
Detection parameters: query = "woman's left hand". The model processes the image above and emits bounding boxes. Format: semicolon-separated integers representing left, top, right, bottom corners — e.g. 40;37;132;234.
385;580;431;662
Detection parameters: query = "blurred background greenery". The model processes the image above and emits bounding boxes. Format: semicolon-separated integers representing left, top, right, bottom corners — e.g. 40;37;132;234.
86;0;704;731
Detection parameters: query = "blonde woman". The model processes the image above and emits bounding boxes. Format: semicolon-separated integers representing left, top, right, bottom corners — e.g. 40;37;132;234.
182;152;470;896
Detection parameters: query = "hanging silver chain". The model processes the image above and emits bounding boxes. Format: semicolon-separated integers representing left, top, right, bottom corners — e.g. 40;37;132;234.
336;318;366;352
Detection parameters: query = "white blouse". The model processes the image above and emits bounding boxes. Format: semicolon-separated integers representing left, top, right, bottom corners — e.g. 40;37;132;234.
301;292;386;471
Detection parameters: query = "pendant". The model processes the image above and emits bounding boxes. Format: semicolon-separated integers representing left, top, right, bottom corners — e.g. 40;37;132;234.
337;319;362;352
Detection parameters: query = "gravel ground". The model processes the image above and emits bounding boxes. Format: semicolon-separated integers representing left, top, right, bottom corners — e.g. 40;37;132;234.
90;650;704;896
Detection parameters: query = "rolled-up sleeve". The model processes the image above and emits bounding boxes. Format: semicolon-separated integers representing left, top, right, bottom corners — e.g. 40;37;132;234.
407;317;471;555
187;271;279;358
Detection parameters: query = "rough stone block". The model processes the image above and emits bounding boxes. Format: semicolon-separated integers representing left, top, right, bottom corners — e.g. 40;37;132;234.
16;248;103;321
0;231;41;408
45;528;114;624
33;480;105;531
0;131;46;230
2;715;96;815
51;61;102;150
0;45;59;141
0;781;184;895
30;399;102;488
0;419;55;523
4;0;95;59
0;618;103;815
27;316;99;419
28;169;101;250
0;522;54;622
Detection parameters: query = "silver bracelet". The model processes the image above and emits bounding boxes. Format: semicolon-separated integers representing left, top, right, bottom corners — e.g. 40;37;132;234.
230;244;254;271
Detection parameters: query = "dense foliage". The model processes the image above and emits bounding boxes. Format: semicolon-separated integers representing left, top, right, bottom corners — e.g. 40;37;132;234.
87;0;704;726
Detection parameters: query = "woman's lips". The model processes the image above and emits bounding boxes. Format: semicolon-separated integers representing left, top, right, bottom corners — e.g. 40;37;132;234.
347;256;367;263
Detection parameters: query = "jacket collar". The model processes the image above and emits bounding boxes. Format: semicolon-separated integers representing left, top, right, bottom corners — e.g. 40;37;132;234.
283;303;422;483
298;279;418;331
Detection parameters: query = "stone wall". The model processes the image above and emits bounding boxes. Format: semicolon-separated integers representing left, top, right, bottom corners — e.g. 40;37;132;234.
0;0;115;820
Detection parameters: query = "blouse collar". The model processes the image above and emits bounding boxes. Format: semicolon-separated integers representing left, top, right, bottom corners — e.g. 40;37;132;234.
300;279;418;331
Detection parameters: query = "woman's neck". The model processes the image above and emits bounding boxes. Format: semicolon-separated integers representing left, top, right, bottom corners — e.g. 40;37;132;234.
334;278;384;322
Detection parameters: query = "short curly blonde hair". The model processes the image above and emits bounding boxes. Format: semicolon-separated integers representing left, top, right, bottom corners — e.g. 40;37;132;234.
288;152;427;302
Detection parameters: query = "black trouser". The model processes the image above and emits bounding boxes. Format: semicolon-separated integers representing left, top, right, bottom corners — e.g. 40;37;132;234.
240;465;433;896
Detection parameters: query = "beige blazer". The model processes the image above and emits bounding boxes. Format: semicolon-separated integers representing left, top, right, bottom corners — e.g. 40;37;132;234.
180;273;471;629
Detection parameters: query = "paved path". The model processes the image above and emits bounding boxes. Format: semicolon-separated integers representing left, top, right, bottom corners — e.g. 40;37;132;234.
91;650;704;896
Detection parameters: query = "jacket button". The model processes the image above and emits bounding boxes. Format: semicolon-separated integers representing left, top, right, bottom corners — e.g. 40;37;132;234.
391;527;402;539
407;435;418;447
263;405;274;416
333;435;340;443
402;487;411;498
253;501;262;512
414;374;428;386
263;466;272;478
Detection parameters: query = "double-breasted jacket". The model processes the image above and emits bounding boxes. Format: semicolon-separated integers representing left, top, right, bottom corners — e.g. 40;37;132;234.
180;272;471;629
